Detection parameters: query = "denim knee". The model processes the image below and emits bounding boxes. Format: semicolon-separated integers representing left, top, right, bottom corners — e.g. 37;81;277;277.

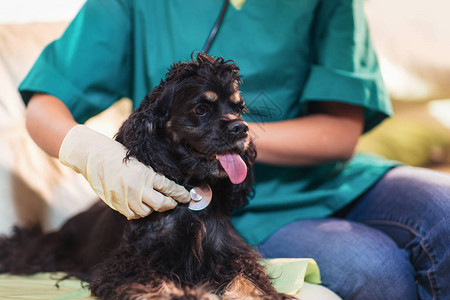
259;219;417;300
346;167;450;299
329;242;416;300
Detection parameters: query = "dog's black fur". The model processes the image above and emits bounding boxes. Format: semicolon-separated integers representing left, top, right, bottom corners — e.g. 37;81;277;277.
0;53;294;300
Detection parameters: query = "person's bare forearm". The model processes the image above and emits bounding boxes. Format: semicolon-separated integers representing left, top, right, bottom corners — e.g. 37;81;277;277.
249;102;364;166
26;93;78;158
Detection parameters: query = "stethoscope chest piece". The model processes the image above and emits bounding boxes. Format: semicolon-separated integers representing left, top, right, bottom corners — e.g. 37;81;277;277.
189;184;212;211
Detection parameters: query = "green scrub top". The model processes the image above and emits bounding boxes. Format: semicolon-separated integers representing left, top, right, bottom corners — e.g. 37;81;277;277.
19;0;399;245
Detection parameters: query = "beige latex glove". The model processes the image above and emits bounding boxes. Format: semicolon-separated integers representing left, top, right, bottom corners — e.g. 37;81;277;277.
59;125;191;219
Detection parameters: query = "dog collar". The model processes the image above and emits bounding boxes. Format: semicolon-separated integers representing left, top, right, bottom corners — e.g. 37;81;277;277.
188;184;212;211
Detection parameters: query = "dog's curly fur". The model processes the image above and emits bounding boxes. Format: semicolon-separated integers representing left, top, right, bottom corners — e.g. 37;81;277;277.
0;53;295;300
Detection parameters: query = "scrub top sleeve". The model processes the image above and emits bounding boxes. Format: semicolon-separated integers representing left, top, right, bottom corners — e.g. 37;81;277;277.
301;0;391;132
19;0;132;124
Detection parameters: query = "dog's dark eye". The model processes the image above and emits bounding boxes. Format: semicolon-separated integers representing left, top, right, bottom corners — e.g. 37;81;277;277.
193;104;209;116
238;102;247;111
235;102;248;114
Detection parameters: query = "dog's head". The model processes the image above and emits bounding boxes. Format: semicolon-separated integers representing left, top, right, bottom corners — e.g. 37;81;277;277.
116;53;256;210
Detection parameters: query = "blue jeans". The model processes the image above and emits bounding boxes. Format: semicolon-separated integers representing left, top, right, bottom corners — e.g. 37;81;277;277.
258;166;450;300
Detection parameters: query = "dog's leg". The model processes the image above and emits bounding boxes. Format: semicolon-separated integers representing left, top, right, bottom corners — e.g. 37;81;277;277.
114;281;219;300
221;274;297;300
221;274;265;300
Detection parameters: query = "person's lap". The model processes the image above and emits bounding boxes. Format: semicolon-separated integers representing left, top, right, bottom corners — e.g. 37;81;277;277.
259;217;418;299
259;166;450;300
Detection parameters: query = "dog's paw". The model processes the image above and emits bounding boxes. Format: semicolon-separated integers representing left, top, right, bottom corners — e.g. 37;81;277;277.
114;282;219;300
163;285;218;300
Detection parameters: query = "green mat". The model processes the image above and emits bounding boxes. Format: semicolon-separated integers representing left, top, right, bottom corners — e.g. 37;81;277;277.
0;258;320;299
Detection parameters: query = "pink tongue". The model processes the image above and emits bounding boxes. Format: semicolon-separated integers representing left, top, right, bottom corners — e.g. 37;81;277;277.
217;153;247;184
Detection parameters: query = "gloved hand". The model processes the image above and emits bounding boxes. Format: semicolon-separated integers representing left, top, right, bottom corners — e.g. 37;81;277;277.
59;125;191;219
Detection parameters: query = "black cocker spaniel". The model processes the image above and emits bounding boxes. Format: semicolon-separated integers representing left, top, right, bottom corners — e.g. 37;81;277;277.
0;53;295;300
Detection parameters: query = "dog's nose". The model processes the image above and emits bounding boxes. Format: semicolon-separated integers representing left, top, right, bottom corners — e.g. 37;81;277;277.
229;121;249;136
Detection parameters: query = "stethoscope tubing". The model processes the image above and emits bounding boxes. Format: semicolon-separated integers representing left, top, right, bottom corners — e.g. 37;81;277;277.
203;0;230;53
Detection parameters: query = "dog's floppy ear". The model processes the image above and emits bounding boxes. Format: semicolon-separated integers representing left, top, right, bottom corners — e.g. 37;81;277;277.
115;81;171;142
118;55;199;141
115;82;182;182
114;56;209;182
